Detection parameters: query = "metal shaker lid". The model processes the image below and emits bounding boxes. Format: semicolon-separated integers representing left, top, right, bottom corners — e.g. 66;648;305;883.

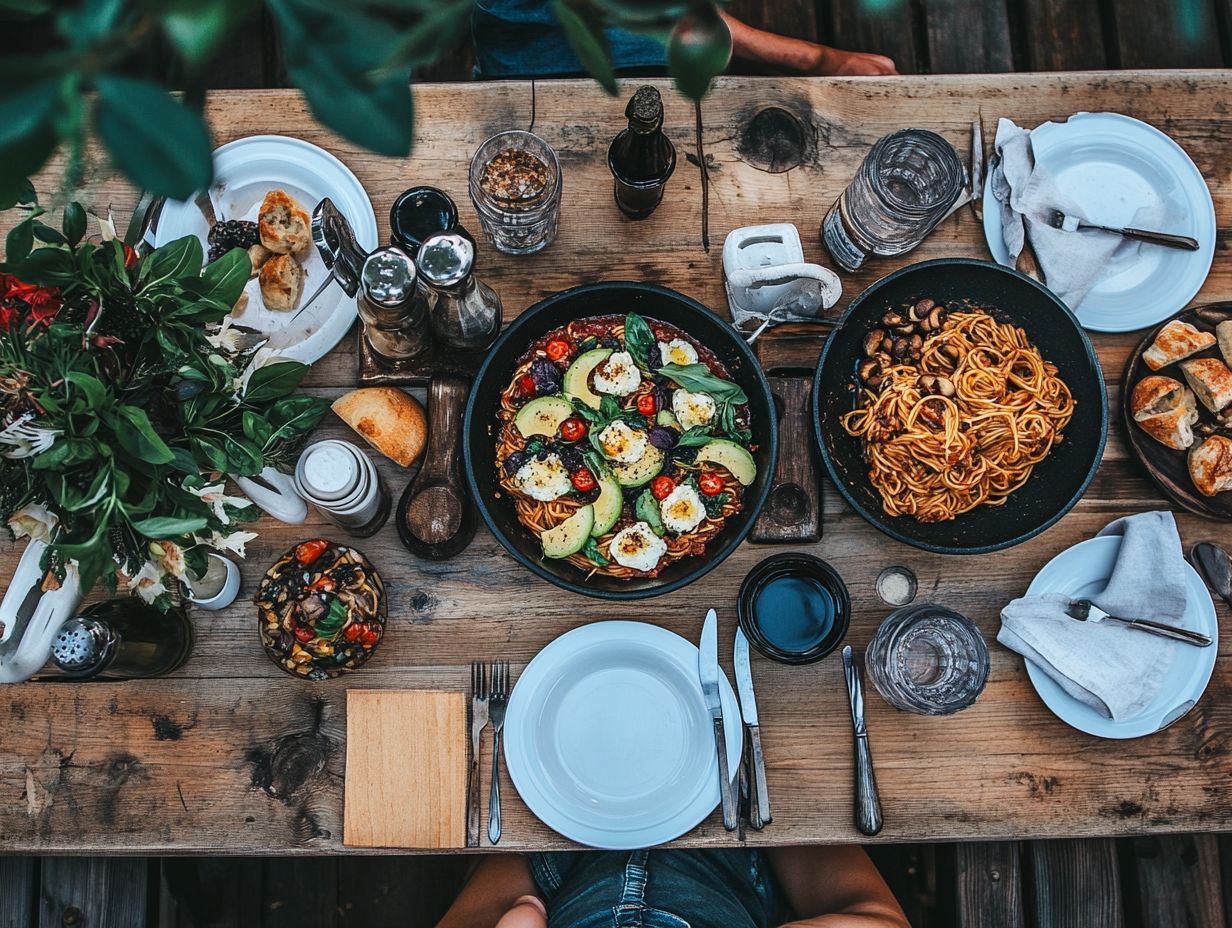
296;440;363;503
416;232;474;288
361;246;417;307
51;618;106;672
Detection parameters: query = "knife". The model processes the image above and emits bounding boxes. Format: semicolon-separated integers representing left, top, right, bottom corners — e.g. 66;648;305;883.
1065;599;1213;647
968;118;985;223
699;609;738;831
734;628;772;830
842;645;883;837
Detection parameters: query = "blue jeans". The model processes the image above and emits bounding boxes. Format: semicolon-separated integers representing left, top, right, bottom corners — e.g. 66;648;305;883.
530;848;784;928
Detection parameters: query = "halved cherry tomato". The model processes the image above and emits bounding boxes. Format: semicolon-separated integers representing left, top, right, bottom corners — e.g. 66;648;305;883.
295;539;329;565
698;472;725;496
359;628;381;649
571;467;597;492
636;393;657;416
517;374;537;395
650;475;675;501
307;575;336;593
294;626;314;643
559;417;587;443
545;338;572;362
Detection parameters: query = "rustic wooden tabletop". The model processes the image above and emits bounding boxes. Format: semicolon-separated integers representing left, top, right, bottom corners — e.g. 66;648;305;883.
3;72;1230;854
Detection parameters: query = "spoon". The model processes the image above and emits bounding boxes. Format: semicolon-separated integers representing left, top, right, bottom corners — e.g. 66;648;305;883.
1190;542;1232;610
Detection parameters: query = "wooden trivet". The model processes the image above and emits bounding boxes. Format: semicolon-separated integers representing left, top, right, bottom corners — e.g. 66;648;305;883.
357;331;487;387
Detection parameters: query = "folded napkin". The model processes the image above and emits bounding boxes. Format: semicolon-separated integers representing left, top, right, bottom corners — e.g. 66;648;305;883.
998;511;1189;721
990;116;1162;308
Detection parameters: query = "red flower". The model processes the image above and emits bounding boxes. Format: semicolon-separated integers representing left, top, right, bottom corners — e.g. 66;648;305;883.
0;273;39;302
25;290;62;326
0;305;19;332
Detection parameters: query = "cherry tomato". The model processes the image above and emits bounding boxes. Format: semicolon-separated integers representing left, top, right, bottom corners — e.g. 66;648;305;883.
650;475;675;501
294;626;314;643
295;539;329;565
545;338;572;362
698;472;725;496
307;575;335;593
636;393;657;416
359;627;381;649
559;417;587;442
343;623;363;642
571;468;597;492
518;373;537;395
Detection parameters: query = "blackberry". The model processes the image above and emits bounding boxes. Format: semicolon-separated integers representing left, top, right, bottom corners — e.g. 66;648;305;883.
207;219;259;263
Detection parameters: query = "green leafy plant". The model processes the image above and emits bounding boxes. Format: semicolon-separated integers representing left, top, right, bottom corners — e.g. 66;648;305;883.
0;0;731;204
0;189;328;607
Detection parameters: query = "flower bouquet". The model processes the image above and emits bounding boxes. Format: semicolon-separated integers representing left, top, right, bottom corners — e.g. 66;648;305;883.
0;193;328;608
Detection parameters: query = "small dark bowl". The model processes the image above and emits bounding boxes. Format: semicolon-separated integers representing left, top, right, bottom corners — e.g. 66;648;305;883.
737;553;850;664
463;281;778;600
813;258;1108;555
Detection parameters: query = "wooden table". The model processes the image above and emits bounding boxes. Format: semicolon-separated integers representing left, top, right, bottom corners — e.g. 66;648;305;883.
3;72;1230;855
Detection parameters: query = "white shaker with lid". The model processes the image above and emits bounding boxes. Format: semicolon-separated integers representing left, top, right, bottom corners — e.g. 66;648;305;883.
294;439;390;537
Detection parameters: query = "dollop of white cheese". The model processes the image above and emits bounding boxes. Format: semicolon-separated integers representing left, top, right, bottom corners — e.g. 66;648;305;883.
609;521;668;572
660;484;706;533
592;351;642;396
514;453;572;501
596;420;647;463
672;389;717;431
658;338;698;366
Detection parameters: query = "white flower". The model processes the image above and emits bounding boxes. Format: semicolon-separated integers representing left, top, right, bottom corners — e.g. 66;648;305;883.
96;209;118;242
8;503;58;543
204;529;259;558
188;482;251;525
233;346;283;397
127;560;167;605
206;317;243;354
0;414;62;459
149;541;188;581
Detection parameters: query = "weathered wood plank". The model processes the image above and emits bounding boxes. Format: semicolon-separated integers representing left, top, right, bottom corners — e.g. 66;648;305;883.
1128;835;1226;928
159;858;262;928
923;0;1015;73
262;858;337;928
956;841;1024;928
1108;0;1225;68
867;844;942;927
336;856;470;928
1019;0;1110;71
0;857;36;928
730;0;819;43
824;0;923;74
1027;839;1125;928
38;857;149;928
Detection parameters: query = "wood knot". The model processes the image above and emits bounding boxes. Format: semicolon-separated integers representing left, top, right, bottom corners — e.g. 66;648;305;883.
737;106;812;173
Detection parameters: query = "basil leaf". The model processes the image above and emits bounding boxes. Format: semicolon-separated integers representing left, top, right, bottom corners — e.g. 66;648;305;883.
314;597;349;638
132;515;209;539
623;312;657;372
656;363;748;404
675;426;713;447
582;537;610;566
599;395;622;421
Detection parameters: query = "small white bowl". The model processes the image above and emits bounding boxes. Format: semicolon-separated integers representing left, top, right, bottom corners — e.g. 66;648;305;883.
182;553;241;611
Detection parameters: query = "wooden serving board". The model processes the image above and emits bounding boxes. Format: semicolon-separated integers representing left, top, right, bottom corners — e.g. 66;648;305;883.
343;690;467;849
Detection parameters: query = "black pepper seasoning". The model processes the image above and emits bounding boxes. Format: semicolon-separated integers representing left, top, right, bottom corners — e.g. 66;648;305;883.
607;85;677;219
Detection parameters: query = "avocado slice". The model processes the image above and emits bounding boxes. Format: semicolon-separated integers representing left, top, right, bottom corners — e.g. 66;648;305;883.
514;395;574;438
655;409;681;429
591;467;623;536
611;443;666;487
562;348;613;410
635;489;666;536
541;504;595;559
695;439;757;486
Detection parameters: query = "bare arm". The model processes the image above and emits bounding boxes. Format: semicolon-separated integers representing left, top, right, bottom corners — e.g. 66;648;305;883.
719;12;897;76
435;856;544;928
768;845;910;928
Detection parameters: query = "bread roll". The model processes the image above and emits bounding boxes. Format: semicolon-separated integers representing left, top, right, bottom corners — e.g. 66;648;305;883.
1189;435;1232;496
1216;320;1232;368
258;254;304;311
258;189;312;256
248;243;273;277
1180;357;1232;413
1130;375;1199;450
332;387;427;468
1143;319;1215;370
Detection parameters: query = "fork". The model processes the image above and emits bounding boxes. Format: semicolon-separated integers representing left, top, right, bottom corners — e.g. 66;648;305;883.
467;661;490;848
487;661;511;845
1044;208;1199;251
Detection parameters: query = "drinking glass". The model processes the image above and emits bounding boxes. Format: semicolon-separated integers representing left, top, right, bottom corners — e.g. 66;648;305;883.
864;603;989;715
468;130;562;255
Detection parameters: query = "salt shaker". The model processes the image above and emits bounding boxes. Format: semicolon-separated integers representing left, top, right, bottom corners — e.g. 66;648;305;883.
416;231;502;351
357;246;432;363
294;439;391;537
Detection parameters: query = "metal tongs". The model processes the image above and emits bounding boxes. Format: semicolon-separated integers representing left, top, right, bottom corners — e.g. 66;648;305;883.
286;198;369;324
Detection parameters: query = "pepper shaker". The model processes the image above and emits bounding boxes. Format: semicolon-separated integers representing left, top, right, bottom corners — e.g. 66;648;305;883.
357;245;432;363
416;231;502;351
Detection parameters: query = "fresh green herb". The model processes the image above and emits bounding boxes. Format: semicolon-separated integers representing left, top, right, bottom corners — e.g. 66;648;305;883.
656;363;748;404
635;489;667;536
701;491;730;519
717;401;753;444
675;426;714;447
315;597;348;638
523;438;546;456
622;312;657;372
582;537;610;566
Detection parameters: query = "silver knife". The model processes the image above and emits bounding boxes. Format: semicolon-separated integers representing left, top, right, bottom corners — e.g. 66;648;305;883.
699;609;738;831
1065;599;1212;647
969;118;985;222
841;645;883;837
734;628;771;830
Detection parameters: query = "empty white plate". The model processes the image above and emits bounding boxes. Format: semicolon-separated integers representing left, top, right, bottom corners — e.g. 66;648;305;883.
983;112;1215;333
154;135;378;364
1023;535;1217;738
504;620;742;849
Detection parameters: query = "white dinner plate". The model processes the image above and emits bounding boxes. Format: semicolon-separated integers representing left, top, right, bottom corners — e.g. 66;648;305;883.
154;135;378;364
983;112;1215;333
504;620;743;849
1023;536;1217;738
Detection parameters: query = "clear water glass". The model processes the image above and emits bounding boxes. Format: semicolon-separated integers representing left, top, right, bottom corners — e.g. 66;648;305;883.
468;130;562;255
864;603;989;715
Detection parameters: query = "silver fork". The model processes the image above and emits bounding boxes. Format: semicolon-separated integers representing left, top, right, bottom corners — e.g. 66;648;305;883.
467;661;490;848
487;660;511;845
1044;207;1199;251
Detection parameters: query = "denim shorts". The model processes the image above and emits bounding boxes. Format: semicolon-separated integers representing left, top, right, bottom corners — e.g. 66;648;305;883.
530;848;783;928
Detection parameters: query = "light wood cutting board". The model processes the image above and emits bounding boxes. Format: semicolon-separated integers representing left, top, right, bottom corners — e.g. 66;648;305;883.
344;689;467;848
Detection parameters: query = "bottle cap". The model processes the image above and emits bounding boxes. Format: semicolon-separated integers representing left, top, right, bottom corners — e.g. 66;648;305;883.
417;232;475;288
361;246;417;307
296;440;363;503
390;186;459;255
627;85;664;132
51;618;107;673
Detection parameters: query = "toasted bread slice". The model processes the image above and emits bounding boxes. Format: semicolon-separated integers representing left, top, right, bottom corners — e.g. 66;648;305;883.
258;189;312;256
258;254;304;311
1216;320;1232;369
332;387;427;467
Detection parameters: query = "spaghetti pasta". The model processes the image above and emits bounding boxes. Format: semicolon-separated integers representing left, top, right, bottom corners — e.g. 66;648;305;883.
841;309;1074;523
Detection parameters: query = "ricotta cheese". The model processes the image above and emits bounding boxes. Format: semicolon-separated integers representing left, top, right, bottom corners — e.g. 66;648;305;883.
596;420;647;464
513;454;572;501
592;350;642;396
672;389;717;431
660;484;706;533
609;521;668;571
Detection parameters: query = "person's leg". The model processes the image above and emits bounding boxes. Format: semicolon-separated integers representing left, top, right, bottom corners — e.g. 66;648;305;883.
435;855;544;928
766;845;909;928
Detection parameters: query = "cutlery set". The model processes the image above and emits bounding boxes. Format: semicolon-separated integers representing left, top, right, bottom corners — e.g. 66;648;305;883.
467;659;512;847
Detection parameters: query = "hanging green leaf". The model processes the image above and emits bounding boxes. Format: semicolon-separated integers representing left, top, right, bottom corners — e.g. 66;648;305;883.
195;247;249;307
95;76;213;200
551;0;617;95
161;1;236;65
62;201;86;246
132;514;209;539
667;4;731;101
115;405;175;464
5;217;33;265
243;360;308;404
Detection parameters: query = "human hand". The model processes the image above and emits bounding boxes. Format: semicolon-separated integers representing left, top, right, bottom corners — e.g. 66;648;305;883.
812;47;898;76
494;894;548;928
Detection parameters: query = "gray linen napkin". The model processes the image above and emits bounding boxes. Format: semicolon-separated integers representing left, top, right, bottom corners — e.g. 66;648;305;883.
997;511;1188;721
990;116;1160;309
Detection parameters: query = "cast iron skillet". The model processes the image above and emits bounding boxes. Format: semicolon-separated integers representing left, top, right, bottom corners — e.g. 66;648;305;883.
464;281;778;600
812;258;1108;554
